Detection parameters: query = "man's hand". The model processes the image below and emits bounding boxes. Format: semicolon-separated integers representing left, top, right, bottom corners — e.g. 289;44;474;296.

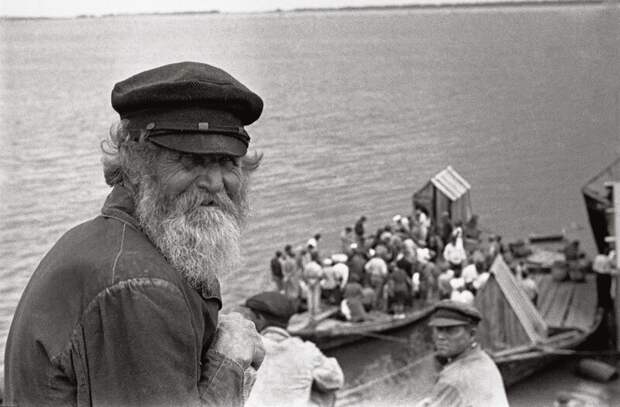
212;312;265;370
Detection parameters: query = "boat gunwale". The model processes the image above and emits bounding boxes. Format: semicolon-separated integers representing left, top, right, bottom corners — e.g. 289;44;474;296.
291;305;435;338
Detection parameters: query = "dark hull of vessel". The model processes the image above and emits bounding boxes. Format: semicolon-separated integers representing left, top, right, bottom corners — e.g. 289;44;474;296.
294;306;434;350
582;156;620;253
289;305;436;390
323;309;435;391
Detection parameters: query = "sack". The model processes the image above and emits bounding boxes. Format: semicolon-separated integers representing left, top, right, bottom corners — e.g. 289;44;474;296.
551;261;568;282
568;269;585;282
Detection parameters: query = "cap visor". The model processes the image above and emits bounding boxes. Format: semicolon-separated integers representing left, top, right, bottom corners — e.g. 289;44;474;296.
428;317;470;327
149;133;247;156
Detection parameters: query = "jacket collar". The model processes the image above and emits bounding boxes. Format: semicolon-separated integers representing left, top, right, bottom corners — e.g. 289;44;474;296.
435;342;480;367
100;185;222;307
260;326;291;341
101;184;141;231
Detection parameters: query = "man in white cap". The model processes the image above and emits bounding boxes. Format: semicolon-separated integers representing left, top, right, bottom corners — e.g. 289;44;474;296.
419;300;509;407
303;261;324;318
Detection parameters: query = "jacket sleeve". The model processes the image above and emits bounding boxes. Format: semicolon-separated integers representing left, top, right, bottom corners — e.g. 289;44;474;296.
197;349;246;407
309;343;344;392
77;278;211;406
418;381;467;407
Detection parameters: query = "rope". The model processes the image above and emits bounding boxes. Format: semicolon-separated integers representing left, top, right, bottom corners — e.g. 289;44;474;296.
348;331;620;356
537;348;620;357
351;330;412;344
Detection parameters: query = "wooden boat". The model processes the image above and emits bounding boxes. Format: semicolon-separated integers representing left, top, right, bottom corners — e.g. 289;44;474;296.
288;165;474;351
287;303;438;390
287;163;605;401
286;165;475;387
288;304;435;350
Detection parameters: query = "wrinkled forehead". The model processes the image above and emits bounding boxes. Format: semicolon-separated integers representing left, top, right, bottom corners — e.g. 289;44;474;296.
152;141;242;160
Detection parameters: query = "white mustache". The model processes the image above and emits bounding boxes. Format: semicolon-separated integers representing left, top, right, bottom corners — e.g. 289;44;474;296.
177;189;241;222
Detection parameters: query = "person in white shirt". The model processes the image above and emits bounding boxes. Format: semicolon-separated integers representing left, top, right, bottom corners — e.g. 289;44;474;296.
364;251;389;310
443;232;467;275
331;254;350;290
593;250;618;348
243;292;344;407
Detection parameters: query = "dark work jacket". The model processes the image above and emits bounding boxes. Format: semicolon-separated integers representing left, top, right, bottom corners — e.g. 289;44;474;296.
4;185;244;407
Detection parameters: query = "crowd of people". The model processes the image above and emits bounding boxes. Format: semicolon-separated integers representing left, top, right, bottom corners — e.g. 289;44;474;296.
269;206;541;322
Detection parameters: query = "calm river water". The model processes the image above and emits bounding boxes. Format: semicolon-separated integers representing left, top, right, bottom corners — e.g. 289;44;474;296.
1;3;619;382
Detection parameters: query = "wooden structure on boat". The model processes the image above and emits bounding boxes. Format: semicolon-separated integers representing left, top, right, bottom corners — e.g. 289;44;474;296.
477;255;601;386
412;166;472;227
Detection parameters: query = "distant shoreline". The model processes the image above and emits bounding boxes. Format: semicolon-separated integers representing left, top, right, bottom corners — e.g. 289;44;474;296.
289;0;606;13
0;0;609;21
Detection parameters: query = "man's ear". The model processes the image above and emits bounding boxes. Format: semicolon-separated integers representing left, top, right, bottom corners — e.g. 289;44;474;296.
469;325;478;338
255;312;270;332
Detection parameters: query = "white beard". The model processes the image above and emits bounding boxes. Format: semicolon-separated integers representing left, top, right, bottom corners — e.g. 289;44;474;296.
135;179;248;290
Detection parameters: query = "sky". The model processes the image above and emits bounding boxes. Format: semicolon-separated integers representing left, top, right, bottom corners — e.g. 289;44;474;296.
0;0;438;17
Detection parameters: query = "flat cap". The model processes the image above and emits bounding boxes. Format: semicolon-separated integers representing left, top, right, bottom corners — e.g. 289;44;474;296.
428;300;482;327
111;61;263;156
245;292;296;327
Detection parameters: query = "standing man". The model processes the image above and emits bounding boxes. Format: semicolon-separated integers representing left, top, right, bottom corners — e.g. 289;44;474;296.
340;226;355;254
306;233;322;262
4;62;265;406
364;250;388;310
419;300;509;407
270;251;284;292
242;292;344;407
593;249;618;348
354;215;367;248
303;261;324;318
443;231;467;277
282;244;302;305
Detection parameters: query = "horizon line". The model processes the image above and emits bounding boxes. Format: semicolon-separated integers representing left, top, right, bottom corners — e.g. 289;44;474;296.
0;0;607;20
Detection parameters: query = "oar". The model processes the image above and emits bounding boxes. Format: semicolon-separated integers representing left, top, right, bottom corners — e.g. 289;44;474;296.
351;331;411;344
497;347;620;362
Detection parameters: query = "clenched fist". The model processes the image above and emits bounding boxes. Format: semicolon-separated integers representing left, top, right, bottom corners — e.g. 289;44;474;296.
212;312;265;370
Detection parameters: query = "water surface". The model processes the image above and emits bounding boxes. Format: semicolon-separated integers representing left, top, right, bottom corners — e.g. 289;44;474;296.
1;3;619;380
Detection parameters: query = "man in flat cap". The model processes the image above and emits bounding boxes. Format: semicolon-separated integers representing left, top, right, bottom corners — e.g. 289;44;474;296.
418;300;509;407
5;62;265;406
241;291;344;407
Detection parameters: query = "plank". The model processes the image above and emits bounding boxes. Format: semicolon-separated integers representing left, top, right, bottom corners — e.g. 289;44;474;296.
538;275;561;318
490;255;547;342
564;276;597;331
543;282;575;327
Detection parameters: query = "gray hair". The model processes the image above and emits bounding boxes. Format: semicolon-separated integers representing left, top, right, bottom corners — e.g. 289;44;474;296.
101;120;263;187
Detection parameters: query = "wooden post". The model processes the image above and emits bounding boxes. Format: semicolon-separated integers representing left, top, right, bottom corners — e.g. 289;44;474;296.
613;183;620;351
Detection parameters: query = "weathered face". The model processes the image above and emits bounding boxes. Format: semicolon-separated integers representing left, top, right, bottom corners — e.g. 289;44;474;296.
134;145;250;288
431;324;475;359
153;150;244;208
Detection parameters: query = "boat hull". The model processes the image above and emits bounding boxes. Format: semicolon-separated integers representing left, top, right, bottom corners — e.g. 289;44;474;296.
324;311;434;390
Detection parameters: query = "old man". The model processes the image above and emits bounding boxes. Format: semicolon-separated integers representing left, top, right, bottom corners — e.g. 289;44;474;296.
4;62;265;406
